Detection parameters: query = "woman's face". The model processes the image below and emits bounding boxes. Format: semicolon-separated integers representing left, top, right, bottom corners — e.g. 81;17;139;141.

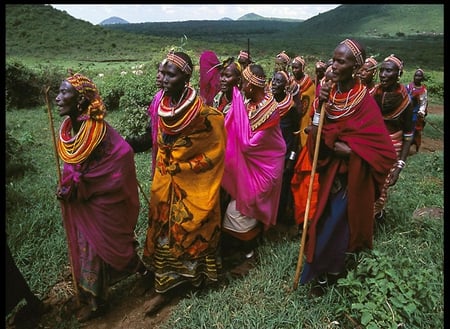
379;61;400;90
241;78;253;99
156;64;164;89
291;61;304;80
220;63;241;93
271;72;287;96
55;80;79;117
358;62;376;85
413;70;424;85
161;61;188;97
328;44;356;84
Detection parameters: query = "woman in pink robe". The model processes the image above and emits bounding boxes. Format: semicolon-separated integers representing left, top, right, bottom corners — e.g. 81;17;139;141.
221;64;286;261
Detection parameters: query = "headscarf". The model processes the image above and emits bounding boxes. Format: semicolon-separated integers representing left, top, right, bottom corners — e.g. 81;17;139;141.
66;71;106;121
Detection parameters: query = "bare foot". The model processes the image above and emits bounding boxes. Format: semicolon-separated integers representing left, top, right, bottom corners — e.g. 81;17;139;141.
144;293;171;317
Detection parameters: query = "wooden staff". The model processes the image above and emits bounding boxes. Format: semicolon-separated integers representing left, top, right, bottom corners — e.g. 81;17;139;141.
44;86;80;303
137;180;151;207
293;100;326;290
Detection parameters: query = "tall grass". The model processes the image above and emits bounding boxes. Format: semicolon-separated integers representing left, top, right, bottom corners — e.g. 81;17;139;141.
6;105;443;328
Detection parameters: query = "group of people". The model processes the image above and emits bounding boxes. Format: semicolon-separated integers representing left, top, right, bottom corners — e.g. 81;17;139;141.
7;38;429;325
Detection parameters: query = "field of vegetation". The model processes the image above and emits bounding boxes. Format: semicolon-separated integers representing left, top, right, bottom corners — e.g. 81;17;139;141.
6;4;444;328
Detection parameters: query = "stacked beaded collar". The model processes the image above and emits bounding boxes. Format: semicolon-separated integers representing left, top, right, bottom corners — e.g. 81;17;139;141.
326;79;367;120
58;118;107;164
158;86;202;135
276;92;294;118
246;94;278;131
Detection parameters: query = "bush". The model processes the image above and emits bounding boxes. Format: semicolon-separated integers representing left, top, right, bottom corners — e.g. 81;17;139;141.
5;60;42;109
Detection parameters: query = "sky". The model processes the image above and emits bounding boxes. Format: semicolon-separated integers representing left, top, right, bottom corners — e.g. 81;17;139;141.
50;4;340;25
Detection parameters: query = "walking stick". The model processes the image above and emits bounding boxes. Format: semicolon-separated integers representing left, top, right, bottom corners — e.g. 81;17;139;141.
137;180;151;207
293;100;326;290
44;86;80;304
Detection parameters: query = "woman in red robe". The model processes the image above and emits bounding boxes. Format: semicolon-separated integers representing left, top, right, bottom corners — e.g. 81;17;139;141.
299;39;397;294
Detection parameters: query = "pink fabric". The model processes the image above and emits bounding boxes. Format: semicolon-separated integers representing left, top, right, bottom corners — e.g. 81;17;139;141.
199;50;221;106
148;89;164;176
60;123;140;280
221;87;286;228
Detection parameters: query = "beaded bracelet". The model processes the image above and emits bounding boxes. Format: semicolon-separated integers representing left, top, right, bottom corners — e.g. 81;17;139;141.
312;112;320;126
396;159;406;169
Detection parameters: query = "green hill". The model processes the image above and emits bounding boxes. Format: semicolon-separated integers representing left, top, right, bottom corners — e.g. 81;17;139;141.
5;4;443;71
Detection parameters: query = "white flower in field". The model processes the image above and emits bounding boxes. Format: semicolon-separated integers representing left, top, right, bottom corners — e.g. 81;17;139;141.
120;71;127;76
98;73;104;78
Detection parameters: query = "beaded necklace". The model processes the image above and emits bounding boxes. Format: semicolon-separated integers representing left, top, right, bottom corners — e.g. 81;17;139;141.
158;86;202;135
327;80;366;120
276;92;294;117
246;94;278;131
57;117;107;164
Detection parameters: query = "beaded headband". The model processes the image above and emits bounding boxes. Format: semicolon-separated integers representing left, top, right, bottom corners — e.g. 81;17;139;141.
315;60;327;69
292;56;306;68
167;52;193;76
242;65;266;88
416;68;424;75
384;54;403;73
238;50;250;60
276;70;290;83
276;51;290;64
340;39;364;67
365;56;378;68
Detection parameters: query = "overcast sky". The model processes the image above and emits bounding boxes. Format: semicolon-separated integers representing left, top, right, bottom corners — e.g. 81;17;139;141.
50;4;340;25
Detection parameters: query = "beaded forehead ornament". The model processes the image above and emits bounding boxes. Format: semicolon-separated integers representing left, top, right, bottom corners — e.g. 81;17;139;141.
166;52;193;76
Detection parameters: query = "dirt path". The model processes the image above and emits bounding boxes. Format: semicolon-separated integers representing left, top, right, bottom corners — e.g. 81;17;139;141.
7;105;443;329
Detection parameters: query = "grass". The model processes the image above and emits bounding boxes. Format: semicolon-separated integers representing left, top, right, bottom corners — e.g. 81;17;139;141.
6;104;443;328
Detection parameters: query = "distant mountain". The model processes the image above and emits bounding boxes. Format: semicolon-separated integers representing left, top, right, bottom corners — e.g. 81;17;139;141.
219;17;233;21
99;16;129;25
238;13;264;21
237;12;303;22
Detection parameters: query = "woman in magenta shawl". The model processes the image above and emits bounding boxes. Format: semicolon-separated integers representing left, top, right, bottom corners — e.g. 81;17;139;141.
55;72;145;321
299;39;396;295
221;64;286;261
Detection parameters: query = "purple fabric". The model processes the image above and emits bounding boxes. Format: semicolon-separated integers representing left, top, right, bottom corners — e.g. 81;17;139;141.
148;89;164;176
221;87;286;228
199;50;221;106
60;123;140;280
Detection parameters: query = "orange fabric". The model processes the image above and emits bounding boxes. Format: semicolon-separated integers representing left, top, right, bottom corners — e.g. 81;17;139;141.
291;145;319;225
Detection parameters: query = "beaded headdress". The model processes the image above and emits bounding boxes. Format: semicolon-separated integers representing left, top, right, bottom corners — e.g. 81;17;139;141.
242;65;266;88
383;54;404;75
166;51;193;76
365;56;378;68
275;51;290;64
292;56;306;69
315;60;327;69
238;50;250;61
66;72;106;121
340;39;364;67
